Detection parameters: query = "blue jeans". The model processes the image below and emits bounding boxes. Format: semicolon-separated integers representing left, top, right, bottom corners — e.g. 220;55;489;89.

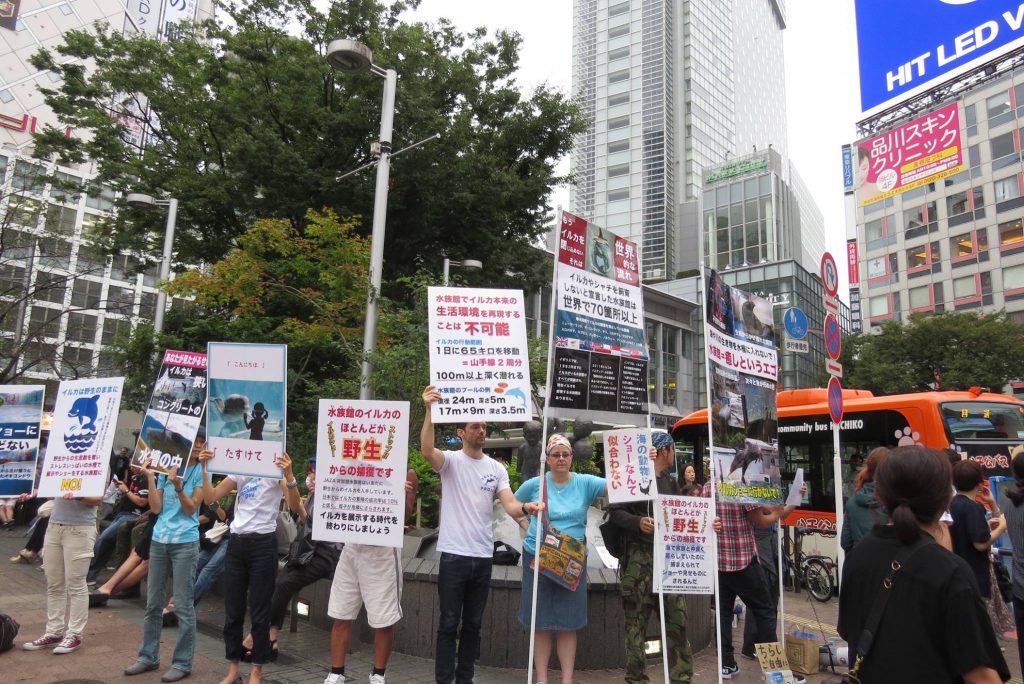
193;542;228;606
435;552;492;684
87;512;138;581
139;540;198;672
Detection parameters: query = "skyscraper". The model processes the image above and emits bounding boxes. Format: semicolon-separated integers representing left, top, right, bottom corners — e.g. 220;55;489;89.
570;0;797;279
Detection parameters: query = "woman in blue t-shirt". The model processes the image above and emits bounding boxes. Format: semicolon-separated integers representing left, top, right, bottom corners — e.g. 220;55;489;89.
122;431;207;682
516;434;606;684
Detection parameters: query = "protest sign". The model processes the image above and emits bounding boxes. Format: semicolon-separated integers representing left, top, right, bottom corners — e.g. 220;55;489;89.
427;287;532;424
206;342;288;478
131;349;207;476
548;211;648;425
0;385;45;496
602;427;654;504
655;495;715;595
705;270;783;505
312;399;410;548
38;378;124;497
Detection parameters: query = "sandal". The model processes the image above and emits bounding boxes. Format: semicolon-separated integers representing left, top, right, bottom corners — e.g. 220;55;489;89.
240;639;277;663
9;551;35;563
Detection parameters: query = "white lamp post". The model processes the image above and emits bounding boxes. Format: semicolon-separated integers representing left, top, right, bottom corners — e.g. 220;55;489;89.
327;38;397;401
442;258;483;286
126;192;177;334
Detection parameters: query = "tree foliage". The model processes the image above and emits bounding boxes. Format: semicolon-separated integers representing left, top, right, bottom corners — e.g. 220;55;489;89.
30;0;581;297
840;311;1024;395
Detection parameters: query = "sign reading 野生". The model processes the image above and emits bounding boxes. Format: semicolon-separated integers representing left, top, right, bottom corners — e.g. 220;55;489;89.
855;0;1024;114
427;287;532;424
312;399;409;548
656;495;714;595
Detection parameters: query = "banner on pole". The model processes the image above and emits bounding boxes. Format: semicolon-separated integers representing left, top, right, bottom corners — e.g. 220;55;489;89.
312;399;409;548
603;427;654;503
0;385;45;496
207;342;288;478
549;211;648;425
656;495;715;595
705;270;782;504
38;378;124;497
131;349;207;477
427;287;532;424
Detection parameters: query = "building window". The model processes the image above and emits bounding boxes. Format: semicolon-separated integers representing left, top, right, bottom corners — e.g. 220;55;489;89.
909;285;932;311
990;131;1016;162
105;285;135;314
949;229;988;258
906;241;939;270
947;187;983;217
607;163;629;178
607;140;629;154
953;274;981;300
607;92;629;107
608;47;629;62
49;171;81;204
65;312;98;343
607;189;629;202
608;23;629;38
1000;219;1024;248
866;253;897;279
868;294;890;318
29;306;60;338
70;278;103;309
34;271;67;305
11;162;44;193
85;184;116;211
1004;263;1024;291
44;205;77;236
608;1;629;17
987;90;1012;119
608;69;630;84
865;217;885;241
101;317;133;345
37;237;71;270
607;115;629;130
61;346;94;376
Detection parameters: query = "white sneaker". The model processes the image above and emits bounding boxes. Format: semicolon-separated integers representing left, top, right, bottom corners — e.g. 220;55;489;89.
323;674;345;684
369;675;386;684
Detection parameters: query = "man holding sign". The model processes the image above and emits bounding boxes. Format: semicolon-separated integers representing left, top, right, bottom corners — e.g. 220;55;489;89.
421;385;541;684
608;431;693;684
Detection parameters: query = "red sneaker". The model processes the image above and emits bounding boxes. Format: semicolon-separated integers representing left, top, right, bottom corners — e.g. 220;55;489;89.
22;634;63;651
53;635;82;654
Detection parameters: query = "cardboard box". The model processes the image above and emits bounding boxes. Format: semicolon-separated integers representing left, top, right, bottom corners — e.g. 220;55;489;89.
785;632;820;675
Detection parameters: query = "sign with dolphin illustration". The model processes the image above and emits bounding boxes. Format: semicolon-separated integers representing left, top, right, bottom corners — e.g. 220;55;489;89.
38;377;125;497
427;286;532;423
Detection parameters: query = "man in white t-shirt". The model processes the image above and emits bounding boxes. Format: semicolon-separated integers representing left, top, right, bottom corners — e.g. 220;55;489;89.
421;386;542;684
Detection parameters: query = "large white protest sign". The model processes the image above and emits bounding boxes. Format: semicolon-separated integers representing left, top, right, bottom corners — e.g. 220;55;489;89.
655;495;715;595
312;399;410;548
602;427;654;504
0;385;45;496
207;342;288;478
427;287;532;424
39;378;124;497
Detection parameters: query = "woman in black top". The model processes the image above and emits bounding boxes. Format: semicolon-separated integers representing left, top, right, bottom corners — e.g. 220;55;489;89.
838;445;1009;683
1000;444;1024;676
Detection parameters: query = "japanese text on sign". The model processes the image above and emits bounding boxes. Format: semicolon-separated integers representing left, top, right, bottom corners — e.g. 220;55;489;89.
657;495;714;595
603;428;654;504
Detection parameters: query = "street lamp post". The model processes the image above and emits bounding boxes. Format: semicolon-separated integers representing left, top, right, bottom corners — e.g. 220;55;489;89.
126;192;178;334
327;38;397;401
442;258;483;286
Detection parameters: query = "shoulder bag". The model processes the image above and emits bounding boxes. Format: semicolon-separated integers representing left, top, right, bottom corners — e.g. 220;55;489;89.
535;476;587;591
275;499;298;556
286;520;316;568
823;536;932;683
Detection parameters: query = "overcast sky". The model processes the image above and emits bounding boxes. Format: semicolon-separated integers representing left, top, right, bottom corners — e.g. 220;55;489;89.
404;0;860;295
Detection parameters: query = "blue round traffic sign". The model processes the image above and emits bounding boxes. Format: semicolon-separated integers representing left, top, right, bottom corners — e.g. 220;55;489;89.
828;376;844;424
824;314;842;360
783;307;809;340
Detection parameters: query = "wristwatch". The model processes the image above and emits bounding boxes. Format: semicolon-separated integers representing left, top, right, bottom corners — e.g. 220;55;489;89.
286;480;298;489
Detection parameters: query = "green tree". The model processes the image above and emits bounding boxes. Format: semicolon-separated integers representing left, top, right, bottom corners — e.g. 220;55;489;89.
840;311;1024;395
30;0;581;297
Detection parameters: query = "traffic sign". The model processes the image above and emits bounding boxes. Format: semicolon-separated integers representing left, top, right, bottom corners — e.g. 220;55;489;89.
823;295;840;315
821;252;839;297
785;338;810;354
826;359;843;377
828;376;844;424
783;307;808;340
824;314;842;360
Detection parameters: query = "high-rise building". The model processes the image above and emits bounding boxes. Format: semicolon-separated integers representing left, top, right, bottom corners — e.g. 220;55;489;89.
570;0;795;280
0;1;213;389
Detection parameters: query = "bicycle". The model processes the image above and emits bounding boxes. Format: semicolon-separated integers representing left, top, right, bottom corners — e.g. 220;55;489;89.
782;526;836;603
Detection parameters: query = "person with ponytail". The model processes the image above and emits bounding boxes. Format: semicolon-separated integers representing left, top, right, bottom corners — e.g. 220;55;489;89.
840;447;890;553
838;446;1009;683
999;444;1024;674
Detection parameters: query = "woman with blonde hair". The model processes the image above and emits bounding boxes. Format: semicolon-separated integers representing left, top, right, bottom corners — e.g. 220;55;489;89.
840;447;890;553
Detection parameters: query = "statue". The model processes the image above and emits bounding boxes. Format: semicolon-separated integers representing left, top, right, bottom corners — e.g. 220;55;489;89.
516;420;543;480
569;418;595;464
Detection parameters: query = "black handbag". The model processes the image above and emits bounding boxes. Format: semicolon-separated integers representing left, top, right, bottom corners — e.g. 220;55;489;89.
994;556;1013;604
285;521;316;568
823;537;932;683
493;541;521;566
598;509;624;559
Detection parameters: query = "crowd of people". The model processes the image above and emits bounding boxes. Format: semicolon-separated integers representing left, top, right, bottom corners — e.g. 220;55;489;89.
7;385;1024;683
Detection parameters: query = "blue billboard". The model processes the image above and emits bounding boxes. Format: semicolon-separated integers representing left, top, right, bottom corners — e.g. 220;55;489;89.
856;0;1024;113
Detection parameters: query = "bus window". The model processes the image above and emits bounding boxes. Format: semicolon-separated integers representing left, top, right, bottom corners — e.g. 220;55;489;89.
942;402;1024;440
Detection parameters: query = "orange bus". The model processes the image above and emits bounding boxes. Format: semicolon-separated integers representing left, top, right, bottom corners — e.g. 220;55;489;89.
671;387;1024;532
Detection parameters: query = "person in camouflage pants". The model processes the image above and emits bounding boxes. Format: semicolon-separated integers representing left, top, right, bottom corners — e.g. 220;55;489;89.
610;431;693;683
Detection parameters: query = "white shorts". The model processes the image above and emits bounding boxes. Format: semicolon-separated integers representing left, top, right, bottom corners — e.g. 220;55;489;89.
327;543;403;628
